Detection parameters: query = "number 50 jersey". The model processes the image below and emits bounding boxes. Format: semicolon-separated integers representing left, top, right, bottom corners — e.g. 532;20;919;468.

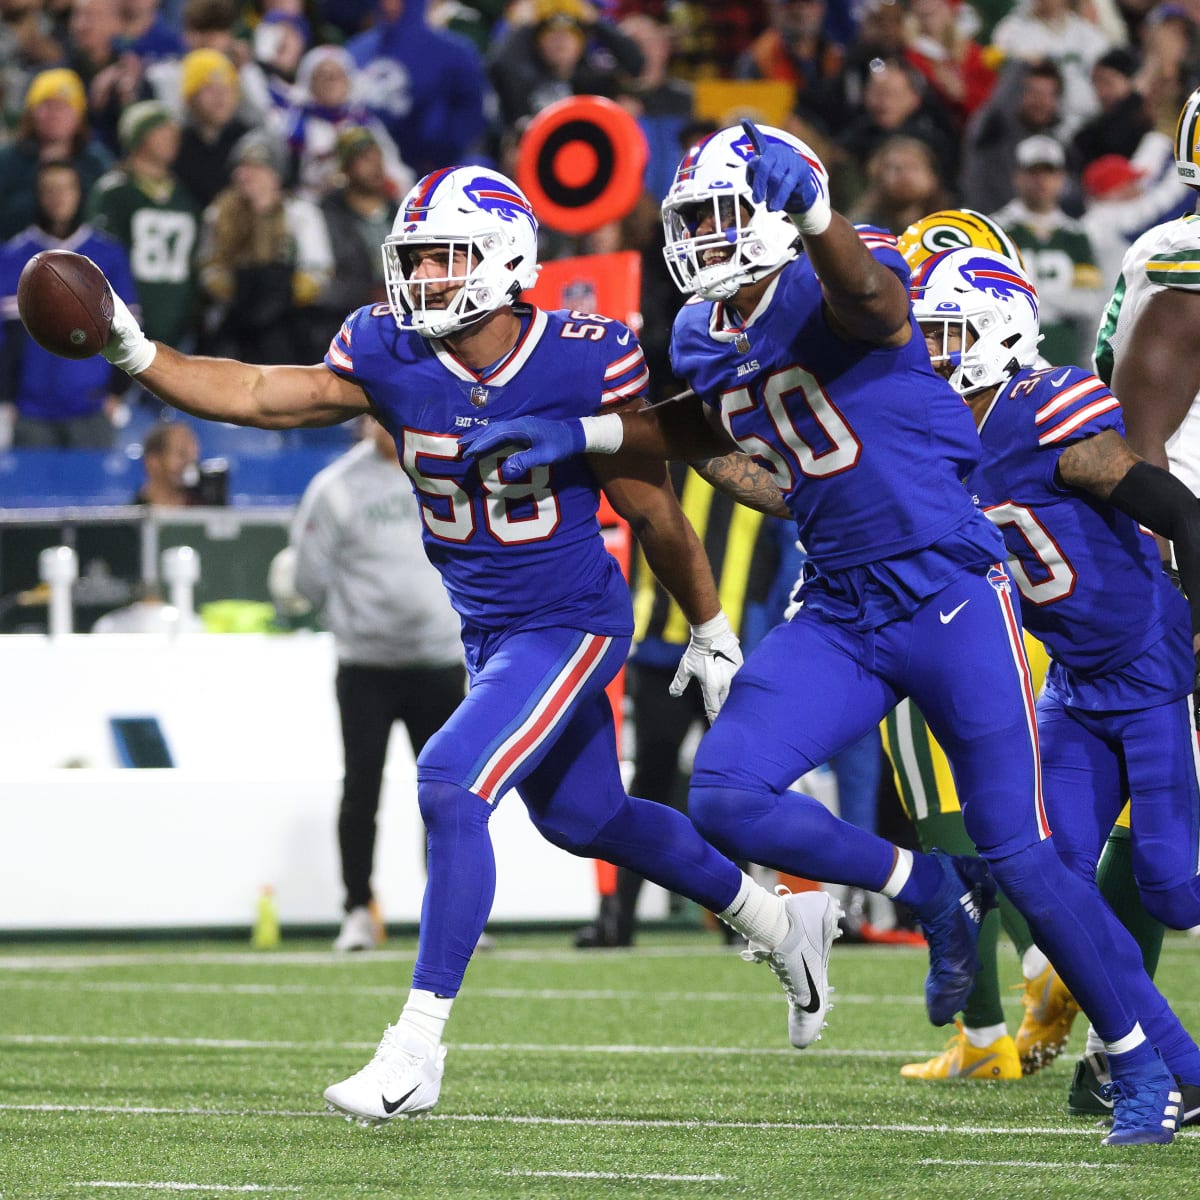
324;303;644;636
669;234;995;578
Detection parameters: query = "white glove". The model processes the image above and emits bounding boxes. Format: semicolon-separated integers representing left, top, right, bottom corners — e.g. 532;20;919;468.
669;611;743;723
100;282;156;375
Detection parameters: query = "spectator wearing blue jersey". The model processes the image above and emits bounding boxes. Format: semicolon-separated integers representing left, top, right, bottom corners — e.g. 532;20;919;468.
0;158;136;448
346;0;489;175
910;244;1200;1119
117;0;185;62
76;161;842;1127
460;121;1195;1145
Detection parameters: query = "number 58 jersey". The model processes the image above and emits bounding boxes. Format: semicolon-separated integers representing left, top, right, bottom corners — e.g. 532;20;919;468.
324;303;643;636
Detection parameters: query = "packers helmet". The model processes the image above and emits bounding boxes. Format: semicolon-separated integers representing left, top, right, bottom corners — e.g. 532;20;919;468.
897;209;1025;272
1174;85;1200;188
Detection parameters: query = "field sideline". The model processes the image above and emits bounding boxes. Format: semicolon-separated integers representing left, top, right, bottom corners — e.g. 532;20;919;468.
2;930;1197;1199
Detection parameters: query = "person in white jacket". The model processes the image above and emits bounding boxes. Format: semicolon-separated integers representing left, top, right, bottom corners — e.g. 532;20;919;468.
288;417;466;951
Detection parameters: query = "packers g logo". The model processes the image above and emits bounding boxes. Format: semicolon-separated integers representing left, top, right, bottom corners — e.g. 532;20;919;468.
920;223;972;255
897;209;1024;271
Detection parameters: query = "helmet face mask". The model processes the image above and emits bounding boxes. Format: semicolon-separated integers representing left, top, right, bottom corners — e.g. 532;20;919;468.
662;124;820;300
909;249;1041;396
383;167;540;339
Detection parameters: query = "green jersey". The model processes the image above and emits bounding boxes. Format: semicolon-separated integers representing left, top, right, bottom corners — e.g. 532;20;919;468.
991;200;1104;366
86;168;200;348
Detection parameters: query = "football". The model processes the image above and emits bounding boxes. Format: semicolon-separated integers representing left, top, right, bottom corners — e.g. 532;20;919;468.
17;249;113;360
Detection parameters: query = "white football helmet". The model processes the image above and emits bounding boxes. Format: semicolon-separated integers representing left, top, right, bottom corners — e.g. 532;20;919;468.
661;124;825;300
909;248;1041;396
382;166;540;338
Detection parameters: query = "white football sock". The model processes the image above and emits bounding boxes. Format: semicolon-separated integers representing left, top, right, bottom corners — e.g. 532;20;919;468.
880;848;913;898
1021;946;1050;981
1104;1023;1146;1058
963;1022;1007;1049
399;988;454;1045
719;873;790;947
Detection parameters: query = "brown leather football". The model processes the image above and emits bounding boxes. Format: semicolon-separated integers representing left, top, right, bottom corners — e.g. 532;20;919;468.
17;249;113;360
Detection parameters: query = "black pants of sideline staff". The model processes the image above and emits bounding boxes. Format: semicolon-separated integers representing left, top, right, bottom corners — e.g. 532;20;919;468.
336;660;467;912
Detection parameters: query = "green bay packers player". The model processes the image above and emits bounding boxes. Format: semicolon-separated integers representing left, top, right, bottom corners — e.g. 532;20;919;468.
1072;83;1200;1124
886;210;1158;1089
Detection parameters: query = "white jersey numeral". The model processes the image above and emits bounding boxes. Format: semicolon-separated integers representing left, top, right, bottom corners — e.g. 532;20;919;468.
983;501;1078;605
721;365;862;489
402;430;475;542
401;431;561;546
129;209;196;283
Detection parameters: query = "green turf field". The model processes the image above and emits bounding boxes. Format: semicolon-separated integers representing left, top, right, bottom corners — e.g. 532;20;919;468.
1;929;1197;1198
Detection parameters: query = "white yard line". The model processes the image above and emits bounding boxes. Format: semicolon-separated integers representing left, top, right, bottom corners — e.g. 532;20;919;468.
0;942;1194;973
0;946;738;971
0;1033;937;1057
0;979;938;1006
6;1103;1193;1139
918;1159;1130;1170
497;1170;730;1182
73;1186;299;1194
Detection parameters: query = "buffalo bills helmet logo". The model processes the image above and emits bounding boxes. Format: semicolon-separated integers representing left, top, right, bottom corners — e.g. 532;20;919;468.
956;255;1038;317
463;176;536;230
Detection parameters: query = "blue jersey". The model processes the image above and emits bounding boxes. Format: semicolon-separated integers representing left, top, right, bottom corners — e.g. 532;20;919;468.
0;225;138;419
325;303;643;636
669;232;998;585
967;364;1192;710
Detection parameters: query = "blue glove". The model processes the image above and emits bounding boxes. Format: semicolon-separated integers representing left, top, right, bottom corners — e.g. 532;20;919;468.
741;119;831;235
458;416;586;479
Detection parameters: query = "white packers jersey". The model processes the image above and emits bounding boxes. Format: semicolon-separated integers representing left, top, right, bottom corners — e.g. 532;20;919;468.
1094;212;1200;496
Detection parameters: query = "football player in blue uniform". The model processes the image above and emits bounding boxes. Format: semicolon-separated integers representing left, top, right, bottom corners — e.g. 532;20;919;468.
77;164;851;1125
460;123;1187;1144
910;244;1200;1116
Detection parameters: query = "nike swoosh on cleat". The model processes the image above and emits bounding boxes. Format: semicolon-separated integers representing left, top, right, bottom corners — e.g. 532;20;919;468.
381;1085;420;1115
939;599;970;624
1088;1089;1115;1111
956;1053;997;1078
799;957;822;1013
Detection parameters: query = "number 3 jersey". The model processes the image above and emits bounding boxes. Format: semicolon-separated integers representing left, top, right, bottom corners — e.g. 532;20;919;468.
967;363;1192;711
324;303;644;636
669;232;1003;626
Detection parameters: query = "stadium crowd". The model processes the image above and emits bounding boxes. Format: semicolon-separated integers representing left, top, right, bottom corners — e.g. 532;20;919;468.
1;0;1199;453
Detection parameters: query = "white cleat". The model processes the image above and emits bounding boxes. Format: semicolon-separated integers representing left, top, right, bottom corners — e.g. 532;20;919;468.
743;889;843;1049
333;906;380;953
323;1023;447;1125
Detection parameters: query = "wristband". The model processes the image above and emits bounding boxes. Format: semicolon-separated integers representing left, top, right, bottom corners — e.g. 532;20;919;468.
581;412;624;455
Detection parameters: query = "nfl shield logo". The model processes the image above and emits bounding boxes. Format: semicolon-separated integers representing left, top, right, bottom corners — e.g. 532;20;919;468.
470;385;489;407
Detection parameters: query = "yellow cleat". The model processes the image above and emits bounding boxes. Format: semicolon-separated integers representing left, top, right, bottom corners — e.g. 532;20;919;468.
901;1023;1022;1080
1015;964;1080;1075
